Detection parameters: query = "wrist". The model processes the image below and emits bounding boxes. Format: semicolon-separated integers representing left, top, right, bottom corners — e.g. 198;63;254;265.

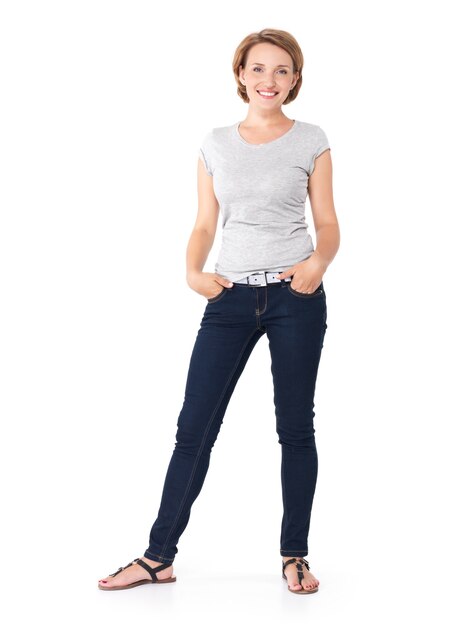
308;252;329;271
186;269;202;285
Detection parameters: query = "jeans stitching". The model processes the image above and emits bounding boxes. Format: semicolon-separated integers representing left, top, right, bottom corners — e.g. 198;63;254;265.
207;287;227;303
158;326;261;560
287;282;324;299
257;286;268;315
144;550;174;564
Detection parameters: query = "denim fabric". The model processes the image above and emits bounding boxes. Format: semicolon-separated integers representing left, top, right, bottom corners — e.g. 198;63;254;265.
144;279;328;565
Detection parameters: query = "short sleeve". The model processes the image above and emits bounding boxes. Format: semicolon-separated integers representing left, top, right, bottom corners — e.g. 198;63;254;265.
308;126;330;175
199;131;214;176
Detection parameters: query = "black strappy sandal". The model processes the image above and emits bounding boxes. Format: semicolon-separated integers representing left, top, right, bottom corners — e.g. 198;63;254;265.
98;557;177;591
282;557;319;594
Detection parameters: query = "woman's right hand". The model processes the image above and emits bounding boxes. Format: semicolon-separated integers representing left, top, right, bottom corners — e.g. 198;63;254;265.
187;271;233;300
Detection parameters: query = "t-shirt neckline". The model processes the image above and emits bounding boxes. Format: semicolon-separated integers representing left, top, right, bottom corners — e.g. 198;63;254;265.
234;119;297;147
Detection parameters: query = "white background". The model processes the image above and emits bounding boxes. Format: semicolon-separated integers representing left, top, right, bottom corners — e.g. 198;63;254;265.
1;0;469;624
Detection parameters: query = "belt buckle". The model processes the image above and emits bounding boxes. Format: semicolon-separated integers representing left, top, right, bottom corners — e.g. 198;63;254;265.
248;272;267;286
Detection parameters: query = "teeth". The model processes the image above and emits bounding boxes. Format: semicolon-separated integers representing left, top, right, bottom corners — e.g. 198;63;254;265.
258;91;277;96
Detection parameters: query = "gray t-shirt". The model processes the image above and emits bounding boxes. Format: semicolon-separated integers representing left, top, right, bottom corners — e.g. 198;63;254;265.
199;119;330;282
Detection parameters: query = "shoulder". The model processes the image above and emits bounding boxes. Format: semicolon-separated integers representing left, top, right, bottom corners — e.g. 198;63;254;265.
295;120;330;155
295;120;329;140
294;121;331;175
200;123;235;146
199;123;236;175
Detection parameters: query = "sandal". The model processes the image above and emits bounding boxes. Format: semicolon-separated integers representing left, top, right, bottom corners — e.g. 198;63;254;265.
98;557;177;591
282;557;319;594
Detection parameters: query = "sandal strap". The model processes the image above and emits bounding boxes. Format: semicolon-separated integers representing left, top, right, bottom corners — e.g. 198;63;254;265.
135;558;171;582
109;557;140;577
109;557;172;581
282;557;310;585
282;557;298;572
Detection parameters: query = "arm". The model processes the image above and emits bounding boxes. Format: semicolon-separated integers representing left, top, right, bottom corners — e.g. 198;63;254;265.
306;148;340;271
186;158;233;296
186;157;219;282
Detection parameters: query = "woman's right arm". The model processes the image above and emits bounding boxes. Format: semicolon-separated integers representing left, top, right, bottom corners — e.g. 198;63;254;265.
186;158;233;298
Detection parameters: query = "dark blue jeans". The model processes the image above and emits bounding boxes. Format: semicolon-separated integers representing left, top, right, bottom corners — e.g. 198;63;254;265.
144;279;328;565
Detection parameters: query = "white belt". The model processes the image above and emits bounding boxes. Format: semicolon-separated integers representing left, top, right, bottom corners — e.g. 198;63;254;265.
233;271;292;286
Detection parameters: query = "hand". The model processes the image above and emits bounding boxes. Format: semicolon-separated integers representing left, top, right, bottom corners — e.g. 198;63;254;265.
187;271;233;299
276;254;326;294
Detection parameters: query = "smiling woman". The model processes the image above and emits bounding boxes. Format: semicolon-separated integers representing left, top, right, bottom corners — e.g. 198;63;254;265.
233;29;304;105
98;27;340;598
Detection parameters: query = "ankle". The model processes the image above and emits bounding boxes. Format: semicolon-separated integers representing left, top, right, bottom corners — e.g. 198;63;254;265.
142;556;173;567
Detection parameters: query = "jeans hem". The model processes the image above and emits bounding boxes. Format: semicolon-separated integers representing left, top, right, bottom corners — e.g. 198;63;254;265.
280;550;308;557
143;549;174;565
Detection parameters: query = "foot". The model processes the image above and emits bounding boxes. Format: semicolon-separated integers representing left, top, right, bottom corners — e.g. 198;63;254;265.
98;557;174;589
282;556;320;592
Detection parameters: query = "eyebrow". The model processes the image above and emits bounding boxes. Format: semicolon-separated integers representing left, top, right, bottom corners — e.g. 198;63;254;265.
250;63;291;68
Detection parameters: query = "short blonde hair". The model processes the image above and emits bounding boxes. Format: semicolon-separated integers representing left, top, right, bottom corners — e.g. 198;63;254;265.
232;28;304;104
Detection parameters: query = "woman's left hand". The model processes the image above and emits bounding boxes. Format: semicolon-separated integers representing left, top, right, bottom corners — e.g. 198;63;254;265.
276;254;327;294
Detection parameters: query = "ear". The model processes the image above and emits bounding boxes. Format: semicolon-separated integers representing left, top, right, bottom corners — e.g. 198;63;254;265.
239;64;245;84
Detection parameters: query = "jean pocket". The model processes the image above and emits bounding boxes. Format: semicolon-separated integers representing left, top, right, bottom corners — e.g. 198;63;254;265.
207;286;228;303
287;282;324;299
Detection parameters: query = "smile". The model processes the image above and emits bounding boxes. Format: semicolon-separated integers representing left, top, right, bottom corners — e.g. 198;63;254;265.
257;90;278;98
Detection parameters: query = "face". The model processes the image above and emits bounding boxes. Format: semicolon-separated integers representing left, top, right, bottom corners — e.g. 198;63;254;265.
239;42;299;106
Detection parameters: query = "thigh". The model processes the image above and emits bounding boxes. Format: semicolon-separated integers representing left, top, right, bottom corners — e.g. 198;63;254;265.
176;295;263;440
267;286;327;413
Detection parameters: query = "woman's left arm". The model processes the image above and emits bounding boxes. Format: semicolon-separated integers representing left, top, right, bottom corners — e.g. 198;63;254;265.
276;149;340;292
306;148;340;270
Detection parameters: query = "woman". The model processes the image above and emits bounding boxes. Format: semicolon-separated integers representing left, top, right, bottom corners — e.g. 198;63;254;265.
98;28;340;595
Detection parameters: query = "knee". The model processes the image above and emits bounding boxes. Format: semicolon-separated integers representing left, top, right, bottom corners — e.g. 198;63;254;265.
175;424;219;455
276;423;316;451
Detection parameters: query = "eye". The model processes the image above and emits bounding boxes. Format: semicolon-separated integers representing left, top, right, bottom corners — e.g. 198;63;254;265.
279;69;288;74
253;67;262;72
